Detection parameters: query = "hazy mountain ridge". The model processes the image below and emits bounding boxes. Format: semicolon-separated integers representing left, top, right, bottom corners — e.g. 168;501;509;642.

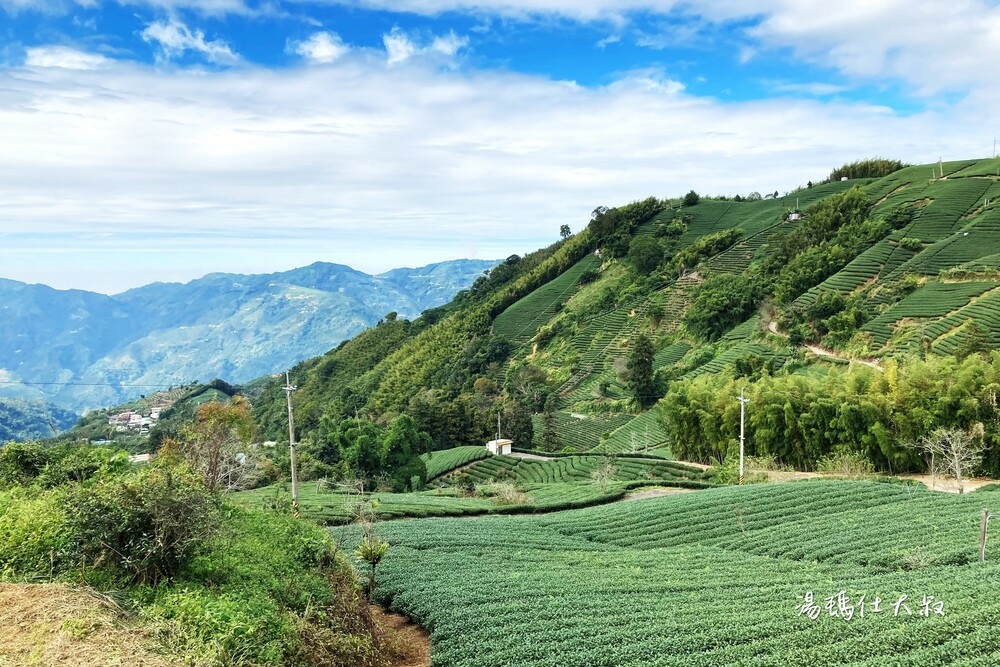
0;259;498;414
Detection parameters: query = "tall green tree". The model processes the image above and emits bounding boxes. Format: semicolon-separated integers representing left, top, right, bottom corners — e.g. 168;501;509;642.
540;394;560;452
627;236;664;274
494;400;534;450
381;414;431;491
329;419;386;486
627;334;657;408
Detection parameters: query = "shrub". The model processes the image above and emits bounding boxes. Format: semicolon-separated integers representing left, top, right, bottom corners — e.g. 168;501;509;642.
149;587;295;665
476;481;530;505
814;451;875;478
36;446;130;487
898;237;923;251
64;464;220;586
0;443;53;488
453;473;476;496
0;487;69;579
706;457;769;485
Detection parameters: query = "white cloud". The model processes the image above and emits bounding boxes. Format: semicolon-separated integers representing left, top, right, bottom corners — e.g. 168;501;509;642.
733;0;1000;95
737;45;756;64
383;27;417;64
767;80;851;96
383;26;467;64
1;51;995;292
288;31;349;63
1;0;250;15
327;0;681;22
8;0;1000;96
25;45;109;69
430;31;469;57
596;34;621;48
140;19;239;64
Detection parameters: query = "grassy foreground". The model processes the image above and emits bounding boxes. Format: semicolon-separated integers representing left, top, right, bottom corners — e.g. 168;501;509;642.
0;444;396;667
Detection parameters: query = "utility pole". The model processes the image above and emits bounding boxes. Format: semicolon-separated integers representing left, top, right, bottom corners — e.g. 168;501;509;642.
981;508;994;562
737;387;749;485
284;371;300;517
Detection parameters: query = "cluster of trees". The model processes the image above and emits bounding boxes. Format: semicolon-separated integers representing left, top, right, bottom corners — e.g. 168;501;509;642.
587;197;665;259
317;414;430;491
623;220;740;279
781;291;871;349
660;352;1000;476
827;158;908;182
684;188;898;341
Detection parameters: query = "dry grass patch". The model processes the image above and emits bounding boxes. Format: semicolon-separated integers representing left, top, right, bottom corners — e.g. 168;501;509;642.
0;583;177;667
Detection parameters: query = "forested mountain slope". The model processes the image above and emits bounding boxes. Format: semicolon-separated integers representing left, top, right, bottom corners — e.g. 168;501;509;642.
254;158;1000;477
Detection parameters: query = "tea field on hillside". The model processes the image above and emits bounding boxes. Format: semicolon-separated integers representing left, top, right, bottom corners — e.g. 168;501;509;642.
236;479;673;523
358;480;1000;666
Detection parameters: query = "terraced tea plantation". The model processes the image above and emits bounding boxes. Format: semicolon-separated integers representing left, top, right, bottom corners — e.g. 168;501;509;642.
862;281;998;349
455;452;709;487
422;446;490;480
529;411;634;450
493;254;601;346
235;479;647;523
364;480;1000;666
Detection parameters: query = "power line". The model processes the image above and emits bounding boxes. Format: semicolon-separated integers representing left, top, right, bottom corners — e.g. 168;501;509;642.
0;380;193;388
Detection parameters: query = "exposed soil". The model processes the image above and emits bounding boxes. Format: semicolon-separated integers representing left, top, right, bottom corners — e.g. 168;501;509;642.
508;452;553;461
672;460;710;470
804;344;883;371
622;487;693;502
374;606;431;667
0;583;177;667
759;469;994;494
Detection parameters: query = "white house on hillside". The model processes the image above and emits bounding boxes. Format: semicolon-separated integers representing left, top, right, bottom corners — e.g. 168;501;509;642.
486;438;513;455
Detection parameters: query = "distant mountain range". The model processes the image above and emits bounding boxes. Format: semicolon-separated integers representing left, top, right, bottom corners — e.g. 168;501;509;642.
0;259;498;415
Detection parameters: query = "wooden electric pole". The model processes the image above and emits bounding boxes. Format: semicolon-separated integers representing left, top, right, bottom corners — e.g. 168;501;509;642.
284;371;300;517
737;387;749;485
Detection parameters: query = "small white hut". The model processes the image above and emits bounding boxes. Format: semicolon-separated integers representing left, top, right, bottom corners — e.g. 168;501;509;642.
486;438;513;455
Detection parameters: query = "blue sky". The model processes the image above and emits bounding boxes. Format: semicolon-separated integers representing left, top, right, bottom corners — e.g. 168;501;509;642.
1;0;999;293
